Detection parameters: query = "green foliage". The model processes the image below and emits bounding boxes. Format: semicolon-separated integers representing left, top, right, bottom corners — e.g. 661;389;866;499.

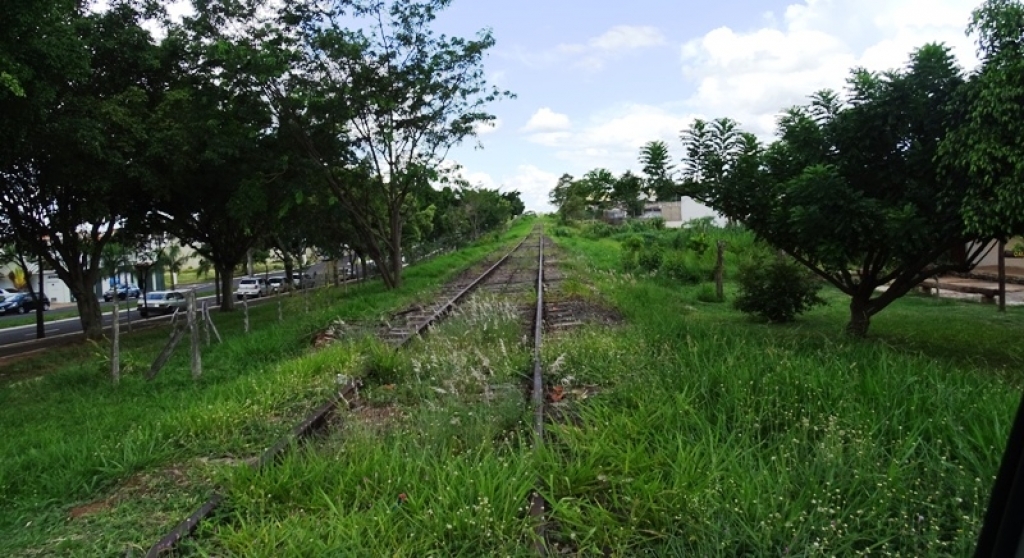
637;246;664;273
734;253;826;322
694;282;724;303
940;0;1024;238
638;140;678;201
660;250;707;284
582;221;615;239
684;44;988;335
551;225;575;238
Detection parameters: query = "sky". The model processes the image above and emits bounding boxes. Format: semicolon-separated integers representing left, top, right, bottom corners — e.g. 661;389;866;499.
427;0;985;214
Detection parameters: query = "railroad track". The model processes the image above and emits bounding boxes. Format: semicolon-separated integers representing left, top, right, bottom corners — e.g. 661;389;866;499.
147;226;560;556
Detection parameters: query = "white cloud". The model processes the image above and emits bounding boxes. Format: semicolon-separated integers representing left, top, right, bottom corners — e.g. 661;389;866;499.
525;104;698;171
521;108;571;132
498;1;984;211
454;165;560;213
506;25;667;71
473;118;502;135
680;0;980;137
588;25;667;51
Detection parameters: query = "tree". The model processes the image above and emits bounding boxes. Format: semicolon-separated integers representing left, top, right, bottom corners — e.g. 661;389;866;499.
144;18;290;311
638;140;677;201
500;191;526;218
0;2;164;339
549;173;586;224
272;0;512;289
158;244;191;290
940;0;1024;239
611;171;645;216
685;44;992;337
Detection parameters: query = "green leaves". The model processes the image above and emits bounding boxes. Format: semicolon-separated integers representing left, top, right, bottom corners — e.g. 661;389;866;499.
685;43;985;335
940;0;1024;238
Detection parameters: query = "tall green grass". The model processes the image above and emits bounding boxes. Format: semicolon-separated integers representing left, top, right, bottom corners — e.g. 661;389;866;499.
0;217;535;556
198;291;537;555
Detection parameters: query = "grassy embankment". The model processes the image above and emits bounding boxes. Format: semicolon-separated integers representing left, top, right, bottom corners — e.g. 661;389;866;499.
0;218;534;557
192;219;1020;556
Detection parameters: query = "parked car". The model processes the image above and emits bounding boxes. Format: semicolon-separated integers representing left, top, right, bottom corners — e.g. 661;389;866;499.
235;277;268;300
267;277;285;294
103;284;141;302
291;273;313;289
138;291;187;318
0;292;50;314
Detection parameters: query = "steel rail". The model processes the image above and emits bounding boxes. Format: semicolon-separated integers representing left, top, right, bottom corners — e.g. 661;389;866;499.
529;232;549;555
146;230;539;556
395;231;537;347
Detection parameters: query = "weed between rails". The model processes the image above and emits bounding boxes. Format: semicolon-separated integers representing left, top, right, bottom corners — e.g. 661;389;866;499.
196;292;543;555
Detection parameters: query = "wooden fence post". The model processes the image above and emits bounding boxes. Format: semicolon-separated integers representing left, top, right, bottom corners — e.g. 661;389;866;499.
205;304;222;344
111;298;120;384
189;290;202;379
243;294;250;334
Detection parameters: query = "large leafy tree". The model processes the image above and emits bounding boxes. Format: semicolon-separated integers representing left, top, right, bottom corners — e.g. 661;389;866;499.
941;0;1024;238
144;19;290;311
271;0;512;289
0;2;164;338
686;44;991;336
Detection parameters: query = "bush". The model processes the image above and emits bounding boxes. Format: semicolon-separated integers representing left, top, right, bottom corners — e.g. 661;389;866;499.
734;254;825;322
551;226;574;238
638;246;664;273
582;222;615;239
620;247;639;273
695;283;724;303
661;251;705;284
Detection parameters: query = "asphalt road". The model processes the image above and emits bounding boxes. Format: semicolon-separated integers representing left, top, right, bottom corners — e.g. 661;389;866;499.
0;264;333;351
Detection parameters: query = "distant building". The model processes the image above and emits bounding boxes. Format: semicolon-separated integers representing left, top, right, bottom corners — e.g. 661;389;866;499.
644;197;724;228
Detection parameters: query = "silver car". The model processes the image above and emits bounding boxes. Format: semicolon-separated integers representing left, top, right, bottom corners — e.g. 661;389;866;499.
138;291;188;317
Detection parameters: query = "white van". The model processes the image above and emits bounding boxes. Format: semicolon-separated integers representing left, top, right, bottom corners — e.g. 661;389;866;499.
235;277;268;300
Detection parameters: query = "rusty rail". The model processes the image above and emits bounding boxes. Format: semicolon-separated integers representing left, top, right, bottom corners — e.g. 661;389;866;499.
146;230;539;556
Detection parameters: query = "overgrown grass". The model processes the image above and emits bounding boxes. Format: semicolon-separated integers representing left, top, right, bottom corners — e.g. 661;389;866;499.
4;215;1020;555
196;291;537;555
0;218;534;556
535;223;1021;555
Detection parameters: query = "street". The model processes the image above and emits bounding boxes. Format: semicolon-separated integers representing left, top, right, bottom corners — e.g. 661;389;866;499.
0;263;333;351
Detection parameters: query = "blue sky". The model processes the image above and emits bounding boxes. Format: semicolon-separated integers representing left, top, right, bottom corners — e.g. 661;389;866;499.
430;0;985;213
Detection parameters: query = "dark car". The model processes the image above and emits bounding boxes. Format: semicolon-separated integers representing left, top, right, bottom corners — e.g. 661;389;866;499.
0;292;50;315
104;284;141;302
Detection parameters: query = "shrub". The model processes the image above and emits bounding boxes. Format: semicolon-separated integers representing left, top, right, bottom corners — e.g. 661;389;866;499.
621;235;644;253
582;222;615;239
695;283;724;303
620;247;639;273
661;251;705;284
638;246;664;273
687;232;711;255
551;226;574;238
734;253;825;322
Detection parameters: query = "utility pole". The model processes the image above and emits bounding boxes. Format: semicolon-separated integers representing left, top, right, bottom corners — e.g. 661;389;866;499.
36;243;45;339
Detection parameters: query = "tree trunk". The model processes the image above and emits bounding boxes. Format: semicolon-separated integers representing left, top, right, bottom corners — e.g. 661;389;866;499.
389;210;403;288
217;263;235;311
75;288;104;340
846;295;872;337
360;254;367;281
283;254;294;289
